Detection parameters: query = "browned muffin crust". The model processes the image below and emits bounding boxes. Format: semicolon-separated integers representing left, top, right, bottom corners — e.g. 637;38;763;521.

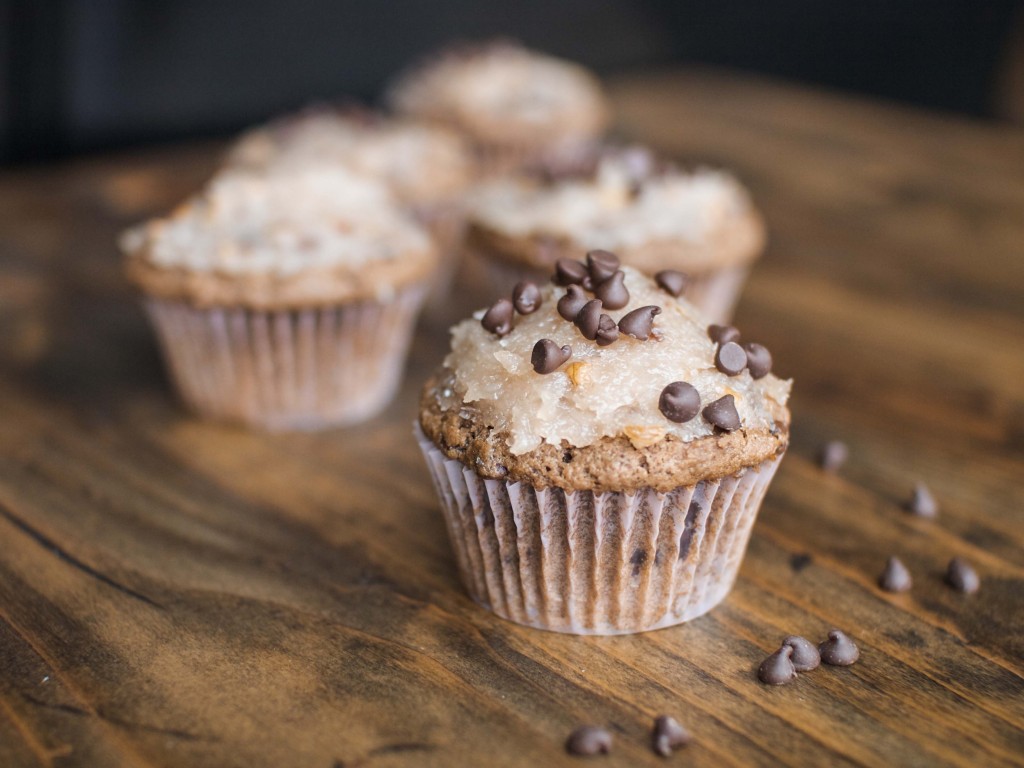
419;370;789;493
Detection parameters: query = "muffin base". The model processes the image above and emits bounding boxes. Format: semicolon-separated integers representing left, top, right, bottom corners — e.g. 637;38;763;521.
145;285;426;430
417;425;783;634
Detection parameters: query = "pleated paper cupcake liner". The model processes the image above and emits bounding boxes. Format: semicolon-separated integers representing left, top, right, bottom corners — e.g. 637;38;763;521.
416;425;783;635
144;285;427;430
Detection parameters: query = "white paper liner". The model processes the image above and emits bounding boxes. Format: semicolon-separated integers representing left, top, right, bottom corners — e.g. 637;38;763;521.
416;425;783;634
143;285;427;430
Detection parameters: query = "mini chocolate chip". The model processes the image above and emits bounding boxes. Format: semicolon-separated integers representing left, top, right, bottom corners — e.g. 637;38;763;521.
702;395;741;431
715;341;748;375
818;630;859;666
654;269;688;297
879;556;912;592
782;636;821;672
618;305;661;340
574;299;603;340
554;258;590;286
531;339;572;374
758;645;797;685
595;314;618;346
945;557;980;594
557;285;589;321
651;715;691;757
480;298;513;336
743;342;772;379
659;382;701;423
512;281;541;314
566;726;612;756
818;440;848;472
593;270;629;310
907;483;938;518
708;324;740;344
586;249;620;283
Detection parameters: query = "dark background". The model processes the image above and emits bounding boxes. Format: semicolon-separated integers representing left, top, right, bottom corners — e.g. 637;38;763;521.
1;0;1021;165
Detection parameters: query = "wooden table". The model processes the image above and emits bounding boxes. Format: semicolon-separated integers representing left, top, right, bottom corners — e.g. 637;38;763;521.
1;69;1022;768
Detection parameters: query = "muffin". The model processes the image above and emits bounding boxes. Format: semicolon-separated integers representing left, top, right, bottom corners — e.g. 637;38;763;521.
121;166;437;430
224;108;474;297
417;255;790;634
466;147;765;322
386;40;610;177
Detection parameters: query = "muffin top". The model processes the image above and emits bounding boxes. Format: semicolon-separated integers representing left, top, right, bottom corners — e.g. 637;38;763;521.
224;109;474;206
387;41;609;147
121;167;437;308
468;148;764;273
420;258;790;491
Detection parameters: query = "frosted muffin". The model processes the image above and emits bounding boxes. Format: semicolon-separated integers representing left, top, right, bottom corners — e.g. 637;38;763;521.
121;167;437;430
224;108;473;295
386;41;610;177
466;147;765;322
417;256;790;634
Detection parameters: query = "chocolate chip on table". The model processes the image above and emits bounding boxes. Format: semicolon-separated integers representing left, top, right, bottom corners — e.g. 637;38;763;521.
654;269;688;297
945;557;980;594
659;382;701;423
585;249;620;283
707;324;740;344
531;339;572;374
714;341;748;376
618;305;661;340
593;270;630;310
566;725;612;756
758;644;797;685
651;715;691;757
879;556;913;593
557;285;589;321
574;299;604;340
554;258;591;287
818;630;859;666
906;483;938;518
702;395;741;432
818;440;849;472
743;343;772;379
512;281;541;314
595;315;618;346
782;636;821;672
480;298;514;336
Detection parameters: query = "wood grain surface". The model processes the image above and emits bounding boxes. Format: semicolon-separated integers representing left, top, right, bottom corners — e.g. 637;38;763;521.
0;69;1022;767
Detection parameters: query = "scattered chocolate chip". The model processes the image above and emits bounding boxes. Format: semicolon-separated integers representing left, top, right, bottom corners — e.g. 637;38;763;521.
708;324;740;344
618;305;661;340
557;285;589;321
702;395;741;432
566;726;612;756
945;557;980;594
879;556;912;592
595;315;618;346
574;299;604;340
818;630;859;666
790;552;813;572
907;483;938;518
593;270;629;310
651;715;691;757
758;645;797;685
782;636;821;672
818;440;849;472
715;341;748;376
531;339;572;374
480;298;514;336
743;343;772;379
554;258;590;287
659;382;701;423
586;249;620;283
654;269;688;297
512;281;541;314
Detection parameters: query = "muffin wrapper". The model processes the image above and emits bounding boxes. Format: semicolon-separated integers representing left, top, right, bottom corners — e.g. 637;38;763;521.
144;285;426;430
416;425;783;634
411;202;467;302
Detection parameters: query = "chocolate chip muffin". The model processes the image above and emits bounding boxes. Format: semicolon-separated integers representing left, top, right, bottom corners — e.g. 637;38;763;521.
417;254;790;634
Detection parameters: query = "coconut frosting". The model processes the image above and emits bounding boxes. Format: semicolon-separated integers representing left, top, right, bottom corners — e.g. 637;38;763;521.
444;267;790;455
